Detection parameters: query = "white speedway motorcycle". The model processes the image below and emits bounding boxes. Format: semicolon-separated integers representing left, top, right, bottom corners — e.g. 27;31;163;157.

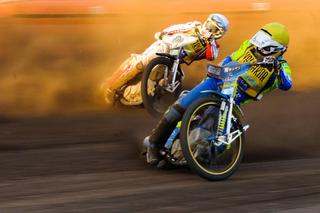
141;31;210;117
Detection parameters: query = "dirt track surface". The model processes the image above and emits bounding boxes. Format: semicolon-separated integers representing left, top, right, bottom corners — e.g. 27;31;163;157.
0;91;320;212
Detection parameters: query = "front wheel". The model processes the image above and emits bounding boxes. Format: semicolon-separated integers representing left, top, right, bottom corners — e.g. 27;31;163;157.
141;56;182;117
180;96;245;181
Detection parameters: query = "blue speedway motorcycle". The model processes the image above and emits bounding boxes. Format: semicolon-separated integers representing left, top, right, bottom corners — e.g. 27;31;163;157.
147;61;273;181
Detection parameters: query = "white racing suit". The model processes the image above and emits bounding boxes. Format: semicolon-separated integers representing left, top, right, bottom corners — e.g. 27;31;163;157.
101;21;219;105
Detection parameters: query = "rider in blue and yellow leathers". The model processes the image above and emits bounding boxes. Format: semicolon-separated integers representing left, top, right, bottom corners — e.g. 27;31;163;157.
144;22;293;165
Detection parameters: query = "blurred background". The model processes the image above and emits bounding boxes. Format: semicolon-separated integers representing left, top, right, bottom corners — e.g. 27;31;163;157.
0;0;319;115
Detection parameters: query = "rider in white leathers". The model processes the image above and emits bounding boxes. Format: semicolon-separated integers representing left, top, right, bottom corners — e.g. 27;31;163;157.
101;14;229;105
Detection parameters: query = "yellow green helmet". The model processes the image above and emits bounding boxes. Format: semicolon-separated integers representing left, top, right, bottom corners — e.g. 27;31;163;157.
250;22;289;56
261;22;289;46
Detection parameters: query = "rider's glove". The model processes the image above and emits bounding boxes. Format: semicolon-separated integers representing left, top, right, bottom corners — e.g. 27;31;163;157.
263;56;281;73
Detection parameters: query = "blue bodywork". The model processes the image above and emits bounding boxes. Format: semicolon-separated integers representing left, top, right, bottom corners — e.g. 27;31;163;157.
164;62;252;150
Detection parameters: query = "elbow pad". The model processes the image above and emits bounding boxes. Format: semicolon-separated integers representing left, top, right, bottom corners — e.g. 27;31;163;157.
278;65;292;91
278;63;292;90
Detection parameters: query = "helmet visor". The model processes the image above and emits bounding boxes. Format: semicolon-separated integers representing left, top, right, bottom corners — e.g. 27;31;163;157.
250;31;286;50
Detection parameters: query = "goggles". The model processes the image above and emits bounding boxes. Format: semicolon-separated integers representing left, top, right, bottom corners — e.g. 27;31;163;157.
205;19;225;39
259;45;287;55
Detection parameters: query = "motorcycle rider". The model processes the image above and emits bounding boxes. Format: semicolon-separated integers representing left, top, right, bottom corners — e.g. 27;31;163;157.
102;13;229;105
144;22;292;165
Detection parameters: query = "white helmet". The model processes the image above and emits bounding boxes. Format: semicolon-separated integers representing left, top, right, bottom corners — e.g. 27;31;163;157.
203;13;229;39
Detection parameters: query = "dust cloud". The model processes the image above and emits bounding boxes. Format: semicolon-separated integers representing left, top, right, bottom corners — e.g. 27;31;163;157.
0;0;319;116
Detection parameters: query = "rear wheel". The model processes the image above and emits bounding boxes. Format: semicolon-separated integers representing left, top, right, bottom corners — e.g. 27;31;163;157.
180;96;245;181
141;56;182;117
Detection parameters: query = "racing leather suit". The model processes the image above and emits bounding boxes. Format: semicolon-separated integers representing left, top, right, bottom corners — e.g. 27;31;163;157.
147;39;292;152
102;21;219;105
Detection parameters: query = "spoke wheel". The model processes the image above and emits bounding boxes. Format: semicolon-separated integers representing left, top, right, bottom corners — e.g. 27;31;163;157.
141;56;182;117
180;96;245;181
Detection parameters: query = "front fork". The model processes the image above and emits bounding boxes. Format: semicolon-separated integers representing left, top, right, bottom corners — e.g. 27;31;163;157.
215;97;249;146
164;59;183;93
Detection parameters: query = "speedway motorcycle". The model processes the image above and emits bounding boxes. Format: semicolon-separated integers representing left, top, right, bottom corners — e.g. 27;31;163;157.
144;61;274;181
141;31;209;117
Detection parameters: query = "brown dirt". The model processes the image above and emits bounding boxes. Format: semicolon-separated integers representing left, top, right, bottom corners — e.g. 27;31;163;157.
0;90;320;212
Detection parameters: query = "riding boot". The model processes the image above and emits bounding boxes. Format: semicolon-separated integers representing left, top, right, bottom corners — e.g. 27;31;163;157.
145;104;185;164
